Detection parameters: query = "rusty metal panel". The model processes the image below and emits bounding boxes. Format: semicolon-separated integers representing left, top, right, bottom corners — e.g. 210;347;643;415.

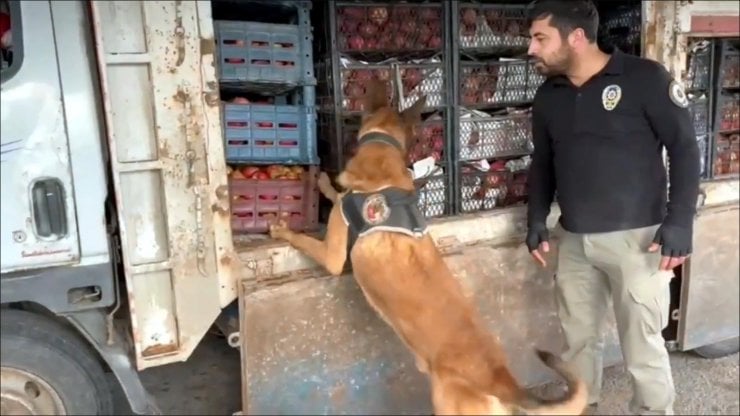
678;204;740;351
90;1;233;370
238;236;622;414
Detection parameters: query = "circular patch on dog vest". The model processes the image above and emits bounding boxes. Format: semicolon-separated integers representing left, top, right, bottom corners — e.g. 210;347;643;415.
362;193;391;225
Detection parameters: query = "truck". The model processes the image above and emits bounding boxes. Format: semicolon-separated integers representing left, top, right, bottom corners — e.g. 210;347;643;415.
0;1;737;414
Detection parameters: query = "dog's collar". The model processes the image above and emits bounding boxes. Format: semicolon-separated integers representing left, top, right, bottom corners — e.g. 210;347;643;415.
357;132;403;152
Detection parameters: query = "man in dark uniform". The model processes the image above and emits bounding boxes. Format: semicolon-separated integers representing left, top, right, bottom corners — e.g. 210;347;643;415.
524;1;701;414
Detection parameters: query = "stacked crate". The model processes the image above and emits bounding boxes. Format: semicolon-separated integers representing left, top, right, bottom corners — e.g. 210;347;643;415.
214;0;320;234
451;3;545;214
314;1;453;219
597;1;642;56
685;40;714;179
712;40;740;178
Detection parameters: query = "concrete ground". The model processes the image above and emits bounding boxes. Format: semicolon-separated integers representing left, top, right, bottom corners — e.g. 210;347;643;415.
122;333;739;415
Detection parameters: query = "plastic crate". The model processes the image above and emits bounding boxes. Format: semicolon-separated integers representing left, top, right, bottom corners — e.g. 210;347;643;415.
712;133;740;177
414;168;449;219
319;111;446;173
333;2;444;54
214;18;315;92
458;110;533;161
323;58;446;114
716;93;740;133
459;167;512;212
687;42;712;91
230;166;319;234
223;89;318;165
720;53;740;89
460;59;544;108
458;3;529;53
687;96;710;135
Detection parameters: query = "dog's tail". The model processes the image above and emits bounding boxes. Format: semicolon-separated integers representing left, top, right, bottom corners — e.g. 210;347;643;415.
509;349;588;415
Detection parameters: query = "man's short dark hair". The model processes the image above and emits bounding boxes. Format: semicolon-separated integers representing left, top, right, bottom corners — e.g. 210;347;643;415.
526;0;600;43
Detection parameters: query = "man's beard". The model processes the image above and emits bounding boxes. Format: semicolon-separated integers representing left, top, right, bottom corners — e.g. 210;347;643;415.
532;48;572;76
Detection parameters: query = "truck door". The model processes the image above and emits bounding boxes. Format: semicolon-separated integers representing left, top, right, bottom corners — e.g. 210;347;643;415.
90;1;237;370
1;1;81;272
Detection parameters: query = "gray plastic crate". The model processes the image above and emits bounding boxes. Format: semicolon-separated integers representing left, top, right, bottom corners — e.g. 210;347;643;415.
223;87;318;165
215;19;316;92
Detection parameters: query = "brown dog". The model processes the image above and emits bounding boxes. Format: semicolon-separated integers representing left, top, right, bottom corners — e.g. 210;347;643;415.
269;80;588;415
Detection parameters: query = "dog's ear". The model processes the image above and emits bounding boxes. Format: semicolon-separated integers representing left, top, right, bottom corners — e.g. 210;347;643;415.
401;95;427;126
363;79;390;113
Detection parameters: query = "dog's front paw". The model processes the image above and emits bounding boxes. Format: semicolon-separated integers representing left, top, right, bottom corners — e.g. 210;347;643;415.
269;219;293;241
317;171;332;189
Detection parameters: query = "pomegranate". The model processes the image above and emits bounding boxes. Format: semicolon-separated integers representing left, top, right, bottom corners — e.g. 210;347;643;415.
418;26;433;45
420;7;439;21
353;69;373;81
340;18;359;35
462;8;477;26
359;22;378;38
405;69;423;90
345;82;364;99
342;7;365;19
347;36;365;51
401;20;417;35
427;36;443;49
369;7;389;25
376;68;391;82
432;136;444;152
378;34;393;50
463;75;480;93
365;38;379;50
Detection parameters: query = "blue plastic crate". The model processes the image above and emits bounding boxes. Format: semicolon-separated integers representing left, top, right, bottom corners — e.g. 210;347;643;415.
214;18;316;89
223;99;318;165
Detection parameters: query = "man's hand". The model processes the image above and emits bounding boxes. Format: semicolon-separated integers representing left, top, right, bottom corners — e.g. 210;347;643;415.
648;223;693;271
526;224;550;268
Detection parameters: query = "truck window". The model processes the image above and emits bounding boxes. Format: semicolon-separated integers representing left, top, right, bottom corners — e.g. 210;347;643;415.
0;0;22;82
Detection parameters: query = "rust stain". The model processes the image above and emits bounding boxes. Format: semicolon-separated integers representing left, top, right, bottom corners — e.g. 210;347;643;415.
211;203;229;216
200;37;216;57
173;89;189;103
204;91;220;107
220;255;233;266
142;342;180;357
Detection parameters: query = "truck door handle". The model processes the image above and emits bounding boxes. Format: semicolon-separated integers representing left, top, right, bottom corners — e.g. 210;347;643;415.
31;178;68;239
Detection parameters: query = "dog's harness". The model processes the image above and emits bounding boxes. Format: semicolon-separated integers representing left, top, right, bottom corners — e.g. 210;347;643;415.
340;132;429;252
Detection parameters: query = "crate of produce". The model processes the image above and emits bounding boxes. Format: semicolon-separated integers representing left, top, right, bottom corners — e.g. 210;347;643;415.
214;18;316;92
222;89;318;165
322;56;446;114
598;3;641;54
319;112;446;173
413;166;449;219
458;108;533;161
458;3;529;53
720;53;740;88
713;133;740;177
333;2;444;54
716;93;740;133
687;95;710;135
686;40;712;91
460;59;545;108
229;164;319;234
458;156;530;212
